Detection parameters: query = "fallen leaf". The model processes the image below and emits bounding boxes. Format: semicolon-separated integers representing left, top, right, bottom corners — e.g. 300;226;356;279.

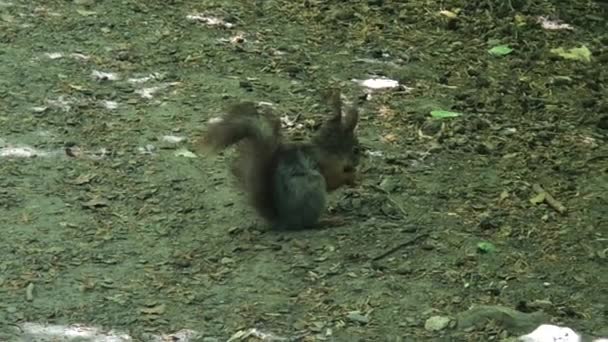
477;242;496;253
550;46;591;62
499;190;509;202
529;192;546;205
72;174;95;185
439;10;458;19
381;133;398;143
378;105;396;120
430;110;462;119
514;14;527;27
76;9;97;16
488;44;513;56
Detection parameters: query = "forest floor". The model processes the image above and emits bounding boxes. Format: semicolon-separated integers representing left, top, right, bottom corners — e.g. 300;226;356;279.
0;0;607;341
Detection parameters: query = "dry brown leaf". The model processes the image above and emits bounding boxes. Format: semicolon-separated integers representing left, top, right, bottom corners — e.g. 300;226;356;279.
73;174;94;185
378;105;396;120
381;133;398;143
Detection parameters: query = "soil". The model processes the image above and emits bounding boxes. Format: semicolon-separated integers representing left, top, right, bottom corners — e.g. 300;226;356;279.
0;0;607;341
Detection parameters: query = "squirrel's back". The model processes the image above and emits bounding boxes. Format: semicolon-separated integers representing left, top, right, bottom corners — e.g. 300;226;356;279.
271;145;327;229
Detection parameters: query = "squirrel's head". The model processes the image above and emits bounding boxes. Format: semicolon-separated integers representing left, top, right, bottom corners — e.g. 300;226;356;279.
314;92;361;191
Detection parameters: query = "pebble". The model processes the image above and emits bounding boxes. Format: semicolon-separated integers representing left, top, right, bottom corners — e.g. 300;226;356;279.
346;311;370;324
424;315;451;331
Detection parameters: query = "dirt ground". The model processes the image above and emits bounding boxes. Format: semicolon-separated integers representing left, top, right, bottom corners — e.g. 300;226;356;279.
0;0;607;341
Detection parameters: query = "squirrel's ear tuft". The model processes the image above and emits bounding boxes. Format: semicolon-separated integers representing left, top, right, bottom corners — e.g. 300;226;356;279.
341;106;359;132
321;87;343;120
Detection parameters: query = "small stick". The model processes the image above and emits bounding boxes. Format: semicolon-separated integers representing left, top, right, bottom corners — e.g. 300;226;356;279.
370;185;409;218
532;183;567;215
368;185;429;261
371;233;429;261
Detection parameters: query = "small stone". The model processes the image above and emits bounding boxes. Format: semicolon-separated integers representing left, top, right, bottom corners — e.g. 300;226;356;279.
239;79;253;91
424;315;451;331
475;142;492;155
451;296;463;304
395;264;414;275
220;257;235;265
420;242;435;250
346;311;370;324
478;213;500;230
420;120;442;136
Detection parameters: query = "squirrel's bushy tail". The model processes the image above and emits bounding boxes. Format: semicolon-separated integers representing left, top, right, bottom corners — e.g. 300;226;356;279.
198;102;282;222
200;102;281;153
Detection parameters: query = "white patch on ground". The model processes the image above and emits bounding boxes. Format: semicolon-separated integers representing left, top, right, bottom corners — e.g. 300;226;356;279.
161;135;186;143
0;146;48;158
186;13;234;28
46;96;73;112
45;52;64;59
91;70;120;81
537;16;574;31
135;82;180;99
128;73;164;84
101;100;119;110
14;323;201;342
518;324;607;342
353;77;400;90
136;86;162;99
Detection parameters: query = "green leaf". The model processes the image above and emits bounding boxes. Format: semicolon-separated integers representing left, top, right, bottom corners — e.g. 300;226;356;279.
529;192;545;205
550;46;591;62
488;44;513;56
477;242;496;254
430;110;462;119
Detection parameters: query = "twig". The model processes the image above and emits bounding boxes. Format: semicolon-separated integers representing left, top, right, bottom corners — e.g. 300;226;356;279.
532;183;567;215
371;233;429;261
370;185;409;218
368;185;429;260
585;155;608;164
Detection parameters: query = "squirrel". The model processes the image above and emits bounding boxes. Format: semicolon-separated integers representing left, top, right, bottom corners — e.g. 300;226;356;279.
198;90;360;230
